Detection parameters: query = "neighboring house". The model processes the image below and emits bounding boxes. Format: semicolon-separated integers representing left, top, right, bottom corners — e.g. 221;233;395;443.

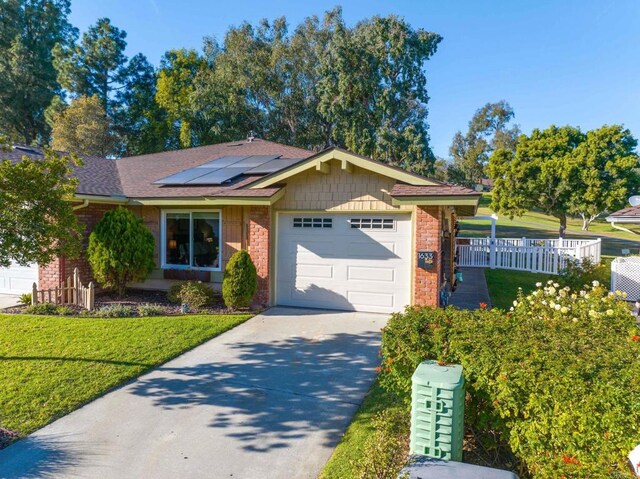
606;204;640;236
0;140;480;313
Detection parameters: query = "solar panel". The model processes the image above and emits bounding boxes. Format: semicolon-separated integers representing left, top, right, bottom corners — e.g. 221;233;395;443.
231;155;282;167
195;156;249;168
154;167;217;185
185;167;248;185
244;158;304;174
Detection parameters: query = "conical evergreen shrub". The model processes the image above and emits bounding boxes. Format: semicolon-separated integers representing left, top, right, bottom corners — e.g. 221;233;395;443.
222;250;257;309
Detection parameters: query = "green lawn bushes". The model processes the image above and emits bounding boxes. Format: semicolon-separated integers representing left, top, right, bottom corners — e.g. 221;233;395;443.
378;282;640;478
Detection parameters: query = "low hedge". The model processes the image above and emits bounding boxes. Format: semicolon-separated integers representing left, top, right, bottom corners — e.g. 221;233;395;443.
379;282;640;478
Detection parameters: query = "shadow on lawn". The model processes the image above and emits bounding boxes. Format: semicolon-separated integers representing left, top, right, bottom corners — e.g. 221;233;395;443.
129;329;381;453
0;434;91;479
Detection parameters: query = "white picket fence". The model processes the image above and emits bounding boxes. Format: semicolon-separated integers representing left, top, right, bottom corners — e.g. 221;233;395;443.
456;237;602;275
611;256;640;301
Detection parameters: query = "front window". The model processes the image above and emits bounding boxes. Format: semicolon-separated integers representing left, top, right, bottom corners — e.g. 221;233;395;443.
164;211;221;270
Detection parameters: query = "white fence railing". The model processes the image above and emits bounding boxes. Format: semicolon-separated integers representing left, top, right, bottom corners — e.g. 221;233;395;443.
611;257;640;301
456;237;602;275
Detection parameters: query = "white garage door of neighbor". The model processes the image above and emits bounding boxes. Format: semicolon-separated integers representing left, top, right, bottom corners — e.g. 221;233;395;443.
0;262;38;295
276;213;411;313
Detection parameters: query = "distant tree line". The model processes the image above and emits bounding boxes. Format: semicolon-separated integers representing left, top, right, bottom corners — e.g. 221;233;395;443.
0;1;443;172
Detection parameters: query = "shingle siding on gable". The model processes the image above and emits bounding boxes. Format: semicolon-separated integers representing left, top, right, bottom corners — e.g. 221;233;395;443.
273;160;411;211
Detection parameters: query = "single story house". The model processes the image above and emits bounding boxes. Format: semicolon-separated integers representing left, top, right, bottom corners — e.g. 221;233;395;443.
1;140;480;313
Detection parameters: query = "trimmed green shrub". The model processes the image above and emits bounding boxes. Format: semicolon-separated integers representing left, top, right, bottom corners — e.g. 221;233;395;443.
94;304;133;318
353;408;410;479
222;250;257;309
378;283;640;478
87;206;155;297
167;281;215;310
137;303;166;316
18;293;31;305
56;305;74;315
24;303;59;315
558;257;610;291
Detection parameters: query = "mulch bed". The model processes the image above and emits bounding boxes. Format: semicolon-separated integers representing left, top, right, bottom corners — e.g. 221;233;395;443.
2;289;241;316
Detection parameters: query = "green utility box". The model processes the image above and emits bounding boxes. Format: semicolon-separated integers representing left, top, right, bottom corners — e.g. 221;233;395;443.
410;360;465;461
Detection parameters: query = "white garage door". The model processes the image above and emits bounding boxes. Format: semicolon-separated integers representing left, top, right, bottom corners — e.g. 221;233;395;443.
0;262;38;295
276;213;411;313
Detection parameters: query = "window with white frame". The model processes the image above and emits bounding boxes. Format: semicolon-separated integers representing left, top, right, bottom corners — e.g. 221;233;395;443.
162;211;221;270
349;218;395;230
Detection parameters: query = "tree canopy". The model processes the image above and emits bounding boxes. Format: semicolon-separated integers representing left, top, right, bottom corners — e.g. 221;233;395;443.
51;95;116;157
449;101;520;187
0;139;82;266
488;124;640;233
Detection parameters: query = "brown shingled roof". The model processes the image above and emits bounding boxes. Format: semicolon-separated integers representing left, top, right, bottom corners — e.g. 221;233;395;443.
5;145;123;196
607;205;640;218
116;139;313;198
390;183;480;197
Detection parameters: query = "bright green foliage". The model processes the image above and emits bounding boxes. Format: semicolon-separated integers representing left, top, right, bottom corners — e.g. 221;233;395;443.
23;303;58;315
136;303;166;317
156;49;208;148
18;293;31;305
51;95;116;156
0;142;82;267
222;250;258;309
0;0;76;144
87;207;155;297
558;258;610;292
568;125;640;230
93;304;133;318
352;408;409;479
449;101;520;187
167;281;216;309
0;313;251;441
489;124;640;233
379;284;640;478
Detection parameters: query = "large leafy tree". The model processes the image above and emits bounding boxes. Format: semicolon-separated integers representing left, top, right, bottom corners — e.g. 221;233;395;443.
568;125;640;230
488;125;639;235
0;0;76;144
0;139;82;266
317;11;441;172
53;17;127;114
450;101;520;187
51;95;116;157
488;125;584;236
156;49;209;148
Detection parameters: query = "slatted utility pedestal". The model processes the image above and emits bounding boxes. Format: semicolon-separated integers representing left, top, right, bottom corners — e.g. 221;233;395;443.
410;360;465;461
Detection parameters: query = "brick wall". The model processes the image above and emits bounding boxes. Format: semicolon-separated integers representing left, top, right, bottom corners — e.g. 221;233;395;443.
414;205;442;306
248;206;270;305
39;203;116;289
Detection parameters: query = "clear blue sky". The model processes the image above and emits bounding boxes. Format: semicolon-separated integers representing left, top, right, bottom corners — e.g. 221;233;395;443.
69;0;640;158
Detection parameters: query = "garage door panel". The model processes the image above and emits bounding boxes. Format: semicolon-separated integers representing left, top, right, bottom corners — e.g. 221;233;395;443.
297;264;334;279
347;266;394;282
0;262;38;295
277;213;411;313
347;290;395;308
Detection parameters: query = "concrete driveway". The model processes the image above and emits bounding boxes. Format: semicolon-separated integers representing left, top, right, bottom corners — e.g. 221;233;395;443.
0;307;388;479
0;294;20;310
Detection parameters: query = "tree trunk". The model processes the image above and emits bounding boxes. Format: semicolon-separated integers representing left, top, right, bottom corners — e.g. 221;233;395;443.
581;214;588;231
558;213;567;237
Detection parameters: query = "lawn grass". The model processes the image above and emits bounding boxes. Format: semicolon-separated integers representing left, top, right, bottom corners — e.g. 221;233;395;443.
0;313;251;441
320;380;395;479
461;193;640;257
484;269;549;310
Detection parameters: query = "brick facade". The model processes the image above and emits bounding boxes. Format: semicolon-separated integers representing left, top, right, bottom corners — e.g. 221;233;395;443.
39;203;116;290
414;205;442;306
247;206;270;305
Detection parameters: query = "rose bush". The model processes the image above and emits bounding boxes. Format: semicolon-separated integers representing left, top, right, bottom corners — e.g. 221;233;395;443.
379;281;640;478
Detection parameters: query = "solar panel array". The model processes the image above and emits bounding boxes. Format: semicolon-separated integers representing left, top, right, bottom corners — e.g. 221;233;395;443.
153;155;303;186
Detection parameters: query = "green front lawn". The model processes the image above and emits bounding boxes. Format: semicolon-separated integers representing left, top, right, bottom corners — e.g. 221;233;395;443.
484;269;549;310
320;380;396;479
0;313;251;443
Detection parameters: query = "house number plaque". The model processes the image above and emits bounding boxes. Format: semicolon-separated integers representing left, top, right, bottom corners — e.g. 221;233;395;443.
418;251;436;269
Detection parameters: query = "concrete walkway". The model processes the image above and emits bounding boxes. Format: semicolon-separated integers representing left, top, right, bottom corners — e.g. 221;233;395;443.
0;307;388;479
449;267;492;310
0;294;20;310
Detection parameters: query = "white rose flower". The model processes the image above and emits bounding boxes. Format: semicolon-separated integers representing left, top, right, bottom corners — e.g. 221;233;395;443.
554;304;561;310
592;280;600;287
560;306;568;314
536;282;542;287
